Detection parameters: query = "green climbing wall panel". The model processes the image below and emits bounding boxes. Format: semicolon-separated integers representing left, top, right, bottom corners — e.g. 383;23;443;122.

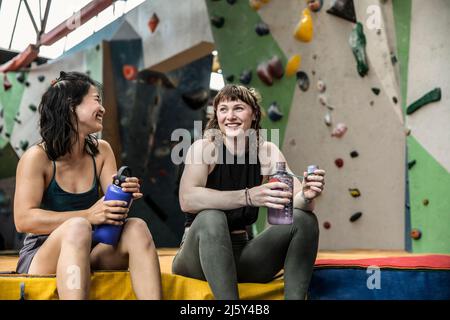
394;0;450;253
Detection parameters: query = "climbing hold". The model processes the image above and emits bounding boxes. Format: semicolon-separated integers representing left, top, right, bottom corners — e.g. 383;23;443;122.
331;123;347;138
122;65;138;81
267;56;284;79
257;62;273;86
311;70;316;76
5;132;10;138
182;89;209;110
350;150;359;158
249;0;263;10
212;55;221;73
334;158;344;168
19;140;29;151
296;71;310;92
405;128;411;136
307;0;324;12
410;229;421;240
422;199;429;206
267;102;283;121
239;70;252;85
285;55;301;76
349;22;369;77
226;0;237;4
406;88;441;115
371;88;380;95
0;125;3;134
96;44;100;51
14;117;21;125
349;212;362;222
255;22;270;36
391;53;398;65
408;160;416;169
211;15;225;28
318;94;327;106
148;13;160;33
326;0;356;23
25;81;30;87
38;75;45;82
3;74;12;91
225;74;235;82
369;101;374;106
28;104;37;112
317;80;326;93
392;96;398;104
16;73;25;83
324;111;332;126
323;221;331;229
289;138;296;146
349;188;361;198
294;8;313;42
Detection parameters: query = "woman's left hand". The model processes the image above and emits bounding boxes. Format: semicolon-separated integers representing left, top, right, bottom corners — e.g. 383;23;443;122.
301;169;326;200
118;176;143;200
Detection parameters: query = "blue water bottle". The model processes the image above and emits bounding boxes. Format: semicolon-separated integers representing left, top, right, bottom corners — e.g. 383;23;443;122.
93;166;133;246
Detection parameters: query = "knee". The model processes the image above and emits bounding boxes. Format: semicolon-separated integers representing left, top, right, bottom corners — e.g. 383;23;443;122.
193;210;228;237
122;218;154;247
62;217;92;246
293;209;319;239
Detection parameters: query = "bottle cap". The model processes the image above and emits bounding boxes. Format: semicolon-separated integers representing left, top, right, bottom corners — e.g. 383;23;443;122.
113;166;132;187
307;165;318;175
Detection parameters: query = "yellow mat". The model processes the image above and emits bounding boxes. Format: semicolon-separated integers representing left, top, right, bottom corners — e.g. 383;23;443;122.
0;272;284;300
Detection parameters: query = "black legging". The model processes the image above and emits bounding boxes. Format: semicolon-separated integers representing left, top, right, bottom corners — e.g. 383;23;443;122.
172;208;319;300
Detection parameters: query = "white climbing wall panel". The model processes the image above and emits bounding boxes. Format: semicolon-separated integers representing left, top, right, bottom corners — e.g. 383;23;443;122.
259;0;405;250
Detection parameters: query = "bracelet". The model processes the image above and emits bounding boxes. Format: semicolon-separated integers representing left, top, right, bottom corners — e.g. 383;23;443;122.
245;188;249;206
246;187;254;207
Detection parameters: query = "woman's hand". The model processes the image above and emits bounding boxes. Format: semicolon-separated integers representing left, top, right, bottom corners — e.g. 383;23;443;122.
116;175;143;200
301;169;326;200
87;196;129;225
248;182;292;209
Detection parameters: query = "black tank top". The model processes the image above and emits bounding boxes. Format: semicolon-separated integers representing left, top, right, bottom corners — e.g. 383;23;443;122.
184;143;262;231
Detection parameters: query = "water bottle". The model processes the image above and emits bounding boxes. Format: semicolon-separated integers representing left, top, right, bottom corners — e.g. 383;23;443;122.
267;162;294;225
93;166;133;245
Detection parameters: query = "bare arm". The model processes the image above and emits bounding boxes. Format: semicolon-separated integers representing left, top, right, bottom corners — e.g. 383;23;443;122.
14;144;129;235
179;139;246;214
14;146;91;234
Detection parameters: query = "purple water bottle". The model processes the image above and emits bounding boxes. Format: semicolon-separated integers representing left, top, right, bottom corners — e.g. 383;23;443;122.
93;166;133;246
267;162;294;225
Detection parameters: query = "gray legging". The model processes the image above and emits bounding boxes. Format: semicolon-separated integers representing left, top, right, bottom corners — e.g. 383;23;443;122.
172;208;319;300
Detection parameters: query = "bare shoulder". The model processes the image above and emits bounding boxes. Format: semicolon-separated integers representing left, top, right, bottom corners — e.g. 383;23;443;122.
97;139;113;153
185;138;217;165
17;144;51;176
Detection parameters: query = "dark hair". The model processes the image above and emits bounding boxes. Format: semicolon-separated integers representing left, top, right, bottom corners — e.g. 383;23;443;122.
205;84;262;144
38;71;102;160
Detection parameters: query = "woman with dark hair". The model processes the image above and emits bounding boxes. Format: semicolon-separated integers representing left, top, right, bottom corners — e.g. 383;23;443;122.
14;71;162;300
172;84;326;300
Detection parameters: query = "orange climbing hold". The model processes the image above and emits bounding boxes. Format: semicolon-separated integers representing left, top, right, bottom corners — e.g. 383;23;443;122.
286;55;301;76
148;13;159;33
294;8;313;42
123;65;138;81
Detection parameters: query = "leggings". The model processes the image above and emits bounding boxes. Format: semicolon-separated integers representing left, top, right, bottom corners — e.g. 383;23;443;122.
172;208;319;300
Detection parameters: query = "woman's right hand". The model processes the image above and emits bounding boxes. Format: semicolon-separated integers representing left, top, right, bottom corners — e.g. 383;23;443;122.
248;182;292;209
87;197;129;225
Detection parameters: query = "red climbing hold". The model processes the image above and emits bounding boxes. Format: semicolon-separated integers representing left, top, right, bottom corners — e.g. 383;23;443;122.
410;229;421;240
257;62;273;86
267;56;284;79
323;221;331;229
148;13;160;33
123;65;138;81
3;74;12;91
334;158;344;168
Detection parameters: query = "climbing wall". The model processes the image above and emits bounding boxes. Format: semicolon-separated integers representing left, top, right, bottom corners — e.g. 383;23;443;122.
398;0;450;253
207;0;406;250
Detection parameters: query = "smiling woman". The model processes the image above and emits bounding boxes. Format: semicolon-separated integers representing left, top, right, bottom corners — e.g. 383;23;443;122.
13;71;162;300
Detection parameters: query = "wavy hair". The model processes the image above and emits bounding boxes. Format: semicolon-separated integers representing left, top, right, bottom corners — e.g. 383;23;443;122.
38;71;102;160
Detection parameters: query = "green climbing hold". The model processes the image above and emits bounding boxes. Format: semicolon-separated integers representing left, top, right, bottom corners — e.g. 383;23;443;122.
349;22;369;77
29;104;37;112
349;212;362;222
19;140;29;151
406;88;441;115
371;88;380;95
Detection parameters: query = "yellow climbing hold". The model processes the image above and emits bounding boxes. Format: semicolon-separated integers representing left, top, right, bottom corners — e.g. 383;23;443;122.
249;0;263;10
294;8;313;42
286;54;302;76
